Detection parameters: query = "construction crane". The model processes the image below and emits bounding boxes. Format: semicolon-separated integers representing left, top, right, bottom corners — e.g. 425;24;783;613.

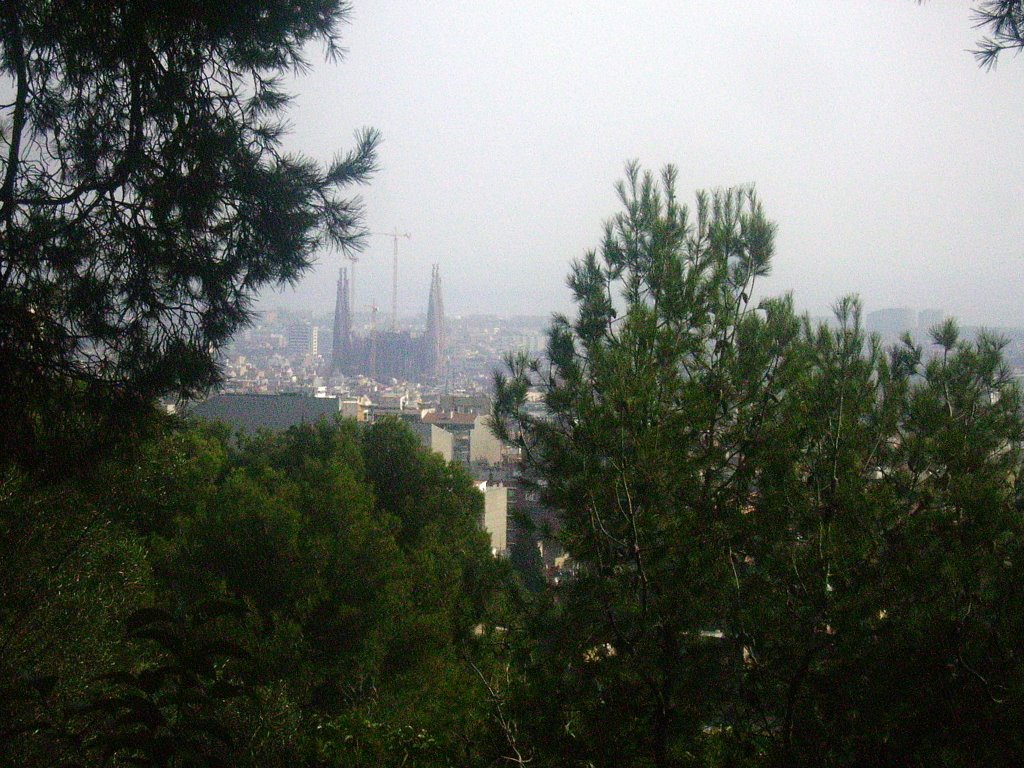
370;229;411;331
366;302;379;383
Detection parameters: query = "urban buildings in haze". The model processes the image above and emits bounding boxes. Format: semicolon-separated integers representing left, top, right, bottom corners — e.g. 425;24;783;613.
331;264;446;382
286;322;320;360
865;307;949;338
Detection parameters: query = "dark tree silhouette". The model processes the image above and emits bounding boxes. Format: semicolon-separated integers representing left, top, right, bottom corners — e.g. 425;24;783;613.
0;0;377;464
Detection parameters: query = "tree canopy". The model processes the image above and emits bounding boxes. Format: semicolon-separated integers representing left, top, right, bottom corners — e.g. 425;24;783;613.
494;164;1024;767
2;418;513;768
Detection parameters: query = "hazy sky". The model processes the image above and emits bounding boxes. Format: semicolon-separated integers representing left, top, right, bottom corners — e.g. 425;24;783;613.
262;1;1024;326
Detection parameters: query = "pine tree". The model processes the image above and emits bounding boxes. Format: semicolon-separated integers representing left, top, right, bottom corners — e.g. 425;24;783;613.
494;165;1024;766
0;0;378;465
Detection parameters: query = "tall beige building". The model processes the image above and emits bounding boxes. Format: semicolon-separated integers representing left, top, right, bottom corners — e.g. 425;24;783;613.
469;415;502;465
476;481;508;556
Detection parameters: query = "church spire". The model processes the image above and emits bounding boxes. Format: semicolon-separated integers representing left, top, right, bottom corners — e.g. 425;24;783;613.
424;264;445;379
331;266;351;374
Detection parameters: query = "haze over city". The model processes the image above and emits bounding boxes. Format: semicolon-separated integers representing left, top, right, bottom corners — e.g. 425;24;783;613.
260;1;1024;327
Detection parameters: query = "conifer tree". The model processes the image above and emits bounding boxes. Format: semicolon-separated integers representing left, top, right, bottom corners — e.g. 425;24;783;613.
495;163;795;766
495;165;1024;766
0;0;377;464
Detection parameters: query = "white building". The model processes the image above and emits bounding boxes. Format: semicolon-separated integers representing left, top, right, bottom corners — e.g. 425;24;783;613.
476;480;508;556
414;423;454;463
286;323;319;359
469;414;502;465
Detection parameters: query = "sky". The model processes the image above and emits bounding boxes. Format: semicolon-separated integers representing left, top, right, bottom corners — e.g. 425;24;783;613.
261;1;1024;327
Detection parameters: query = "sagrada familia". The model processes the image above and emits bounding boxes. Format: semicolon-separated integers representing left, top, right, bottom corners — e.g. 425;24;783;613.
331;265;445;382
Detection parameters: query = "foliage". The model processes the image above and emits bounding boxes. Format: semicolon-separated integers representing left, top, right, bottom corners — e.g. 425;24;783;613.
495;163;787;767
0;467;154;767
312;711;456;768
494;164;1024;767
71;603;253;768
0;0;378;465
972;0;1024;68
155;419;511;765
2;417;513;767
